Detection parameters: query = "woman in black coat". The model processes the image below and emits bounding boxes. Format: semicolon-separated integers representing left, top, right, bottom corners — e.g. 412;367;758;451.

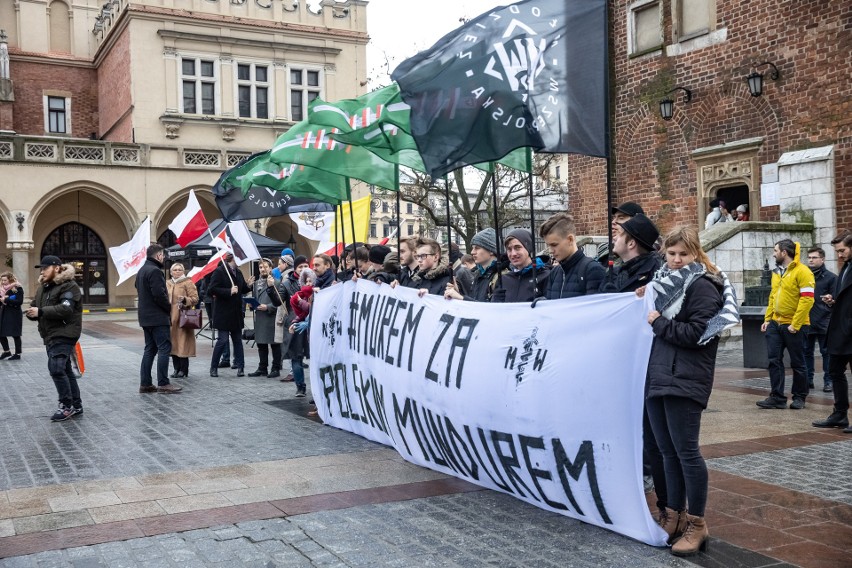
0;272;24;360
208;255;253;376
639;227;723;557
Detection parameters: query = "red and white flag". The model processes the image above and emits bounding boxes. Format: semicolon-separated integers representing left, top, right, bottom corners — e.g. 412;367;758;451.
188;249;227;284
109;217;151;285
168;190;208;247
208;221;261;266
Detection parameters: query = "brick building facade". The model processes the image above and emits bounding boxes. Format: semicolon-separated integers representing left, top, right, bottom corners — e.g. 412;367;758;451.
566;1;851;240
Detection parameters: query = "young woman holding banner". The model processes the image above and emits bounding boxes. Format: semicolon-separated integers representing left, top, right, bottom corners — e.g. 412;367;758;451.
637;226;728;556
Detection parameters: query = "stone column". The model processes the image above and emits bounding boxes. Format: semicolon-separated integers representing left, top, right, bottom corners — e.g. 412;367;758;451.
777;145;835;264
8;241;34;299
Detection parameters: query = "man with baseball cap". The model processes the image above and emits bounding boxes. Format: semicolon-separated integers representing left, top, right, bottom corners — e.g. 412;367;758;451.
26;255;84;421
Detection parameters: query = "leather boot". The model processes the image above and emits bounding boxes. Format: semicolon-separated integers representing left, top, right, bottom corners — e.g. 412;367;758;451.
671;514;708;556
658;507;687;545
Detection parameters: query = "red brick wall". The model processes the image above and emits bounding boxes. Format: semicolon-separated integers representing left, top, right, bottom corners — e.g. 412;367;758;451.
569;1;852;235
8;58;99;137
97;28;133;142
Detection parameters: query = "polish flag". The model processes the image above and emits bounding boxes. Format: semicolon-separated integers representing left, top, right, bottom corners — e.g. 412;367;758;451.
168;190;208;247
188;249;227;284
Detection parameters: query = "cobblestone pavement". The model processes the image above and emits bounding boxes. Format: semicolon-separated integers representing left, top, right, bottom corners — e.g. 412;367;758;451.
0;314;849;567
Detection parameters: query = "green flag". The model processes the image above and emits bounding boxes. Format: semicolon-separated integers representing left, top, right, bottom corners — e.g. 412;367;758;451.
269;119;398;190
221;151;347;203
472;147;533;174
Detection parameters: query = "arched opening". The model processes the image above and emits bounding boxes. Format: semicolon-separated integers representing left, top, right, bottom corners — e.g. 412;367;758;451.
153;189;219;241
41;222;108;304
713;185;750;220
267;218;306;257
48;1;72;54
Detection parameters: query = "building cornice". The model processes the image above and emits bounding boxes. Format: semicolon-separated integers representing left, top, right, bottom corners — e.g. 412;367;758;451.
8;51;95;69
156;29;341;56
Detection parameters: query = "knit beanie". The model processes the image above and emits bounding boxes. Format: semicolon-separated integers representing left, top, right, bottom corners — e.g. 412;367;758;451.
504;228;534;256
281;247;295;258
299;268;317;287
369;244;391;265
281;254;294;267
293;255;308;268
471;228;498;256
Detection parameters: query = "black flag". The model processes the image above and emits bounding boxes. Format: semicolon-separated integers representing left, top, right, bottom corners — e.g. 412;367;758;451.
391;0;608;179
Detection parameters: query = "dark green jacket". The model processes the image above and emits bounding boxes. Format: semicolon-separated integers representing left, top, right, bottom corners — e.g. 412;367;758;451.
28;264;83;345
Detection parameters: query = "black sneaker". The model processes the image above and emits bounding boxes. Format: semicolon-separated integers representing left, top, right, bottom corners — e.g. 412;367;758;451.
8;354;20;361
756;397;787;409
218;360;231;368
0;352;10;360
51;405;79;422
296;385;306;398
248;369;267;377
790;398;806;410
74;407;83;415
808;382;815;390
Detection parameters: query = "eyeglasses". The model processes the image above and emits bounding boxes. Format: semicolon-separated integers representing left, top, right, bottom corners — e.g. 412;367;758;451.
415;253;435;260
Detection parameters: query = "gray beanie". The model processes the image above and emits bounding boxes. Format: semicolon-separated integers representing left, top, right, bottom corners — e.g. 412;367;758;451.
504;228;534;256
281;254;294;267
471;228;498;256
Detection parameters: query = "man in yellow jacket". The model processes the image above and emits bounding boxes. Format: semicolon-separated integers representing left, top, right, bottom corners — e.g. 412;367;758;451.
757;240;815;410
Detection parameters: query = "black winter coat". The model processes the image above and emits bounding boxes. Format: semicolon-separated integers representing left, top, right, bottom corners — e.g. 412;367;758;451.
136;258;171;327
0;285;24;337
209;263;251;332
464;261;503;302
826;263;852;355
600;253;661;293
408;260;452;296
492;262;550;303
453;263;475;297
399;265;418;288
545;249;605;300
646;275;724;408
807;265;836;334
28;264;83;345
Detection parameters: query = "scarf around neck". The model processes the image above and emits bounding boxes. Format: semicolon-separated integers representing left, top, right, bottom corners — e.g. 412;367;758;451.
650;262;741;346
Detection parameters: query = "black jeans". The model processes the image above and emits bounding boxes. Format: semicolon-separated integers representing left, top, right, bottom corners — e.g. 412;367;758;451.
212;329;244;371
0;336;21;354
646;395;708;517
643;404;667;510
827;353;852;413
141;325;172;387
47;342;81;409
765;321;808;400
804;333;831;386
257;343;282;372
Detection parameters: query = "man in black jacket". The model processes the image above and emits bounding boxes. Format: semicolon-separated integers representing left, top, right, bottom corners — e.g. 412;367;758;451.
26;256;84;421
491;229;549;303
813;232;852;433
209;253;253;377
540;213;604;299
601;214;662;293
804;247;836;392
445;228;502;302
136;245;182;393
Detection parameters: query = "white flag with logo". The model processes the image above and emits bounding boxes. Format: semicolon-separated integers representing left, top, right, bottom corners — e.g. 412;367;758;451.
109;217;151;285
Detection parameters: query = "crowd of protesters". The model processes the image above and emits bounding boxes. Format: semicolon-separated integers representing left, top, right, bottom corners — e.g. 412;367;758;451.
17;195;852;558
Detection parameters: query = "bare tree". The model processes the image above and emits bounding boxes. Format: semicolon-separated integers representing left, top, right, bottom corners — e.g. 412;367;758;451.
398;154;567;249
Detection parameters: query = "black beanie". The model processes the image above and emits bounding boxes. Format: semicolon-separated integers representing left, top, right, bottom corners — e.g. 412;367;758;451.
293;255;309;268
369;245;391;265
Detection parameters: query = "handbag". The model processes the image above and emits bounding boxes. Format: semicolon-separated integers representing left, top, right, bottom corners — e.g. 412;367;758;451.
179;307;203;329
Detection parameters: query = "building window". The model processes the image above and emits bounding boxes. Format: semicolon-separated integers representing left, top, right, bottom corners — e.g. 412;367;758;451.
383;224;390;238
674;0;715;41
370;224;377;238
407;224;414;236
289;68;321;121
44;96;70;134
406;202;413;214
555;165;561;180
236;63;270;119
181;58;217;115
382;202;389;213
628;0;661;55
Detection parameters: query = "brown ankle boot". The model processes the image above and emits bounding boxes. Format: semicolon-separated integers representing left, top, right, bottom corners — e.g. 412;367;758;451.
658;507;687;545
671;514;708;556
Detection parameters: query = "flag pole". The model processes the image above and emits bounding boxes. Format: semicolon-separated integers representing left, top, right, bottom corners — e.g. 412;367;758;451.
334;200;340;262
346;178;359;274
443;174;452;256
337;201;347;268
395;164;401;266
490;163;503;287
604;0;615;262
526;147;537;294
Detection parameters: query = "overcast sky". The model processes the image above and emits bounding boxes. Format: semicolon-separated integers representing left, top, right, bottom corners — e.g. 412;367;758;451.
361;0;503;86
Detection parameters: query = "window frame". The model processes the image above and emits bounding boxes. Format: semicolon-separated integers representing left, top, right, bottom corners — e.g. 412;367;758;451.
234;61;272;120
627;0;662;57
43;95;71;135
179;56;219;116
288;66;323;122
672;0;716;43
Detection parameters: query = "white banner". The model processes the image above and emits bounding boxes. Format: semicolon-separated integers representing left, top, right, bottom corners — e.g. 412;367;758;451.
309;281;668;546
109;217;151;285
